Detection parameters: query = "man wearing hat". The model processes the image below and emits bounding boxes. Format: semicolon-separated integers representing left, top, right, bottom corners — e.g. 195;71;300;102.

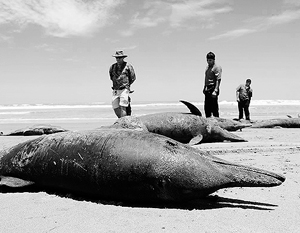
109;50;136;118
203;51;222;117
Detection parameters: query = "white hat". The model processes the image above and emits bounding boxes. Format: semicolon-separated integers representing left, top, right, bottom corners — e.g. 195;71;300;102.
112;50;128;58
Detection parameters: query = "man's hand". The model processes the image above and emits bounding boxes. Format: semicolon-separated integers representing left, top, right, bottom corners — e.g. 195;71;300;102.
212;90;217;97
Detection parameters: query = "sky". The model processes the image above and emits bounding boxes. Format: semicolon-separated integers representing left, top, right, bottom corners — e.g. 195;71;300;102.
0;0;299;105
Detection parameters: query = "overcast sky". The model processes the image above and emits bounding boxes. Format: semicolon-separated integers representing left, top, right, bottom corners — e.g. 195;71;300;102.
0;0;299;104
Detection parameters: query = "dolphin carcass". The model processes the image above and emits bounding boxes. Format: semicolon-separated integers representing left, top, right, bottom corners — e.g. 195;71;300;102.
0;129;285;203
110;100;247;145
2;124;68;136
251;115;300;128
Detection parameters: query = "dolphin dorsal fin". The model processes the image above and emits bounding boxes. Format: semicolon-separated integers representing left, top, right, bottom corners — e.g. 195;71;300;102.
180;100;202;116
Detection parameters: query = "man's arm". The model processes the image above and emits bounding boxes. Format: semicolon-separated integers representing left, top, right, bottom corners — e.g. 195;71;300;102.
127;64;136;85
214;79;221;93
248;88;253;99
213;65;222;95
203;80;206;94
236;85;241;101
109;65;113;80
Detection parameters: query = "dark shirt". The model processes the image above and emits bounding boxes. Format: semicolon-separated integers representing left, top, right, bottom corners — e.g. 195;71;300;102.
109;62;136;90
204;63;222;88
237;84;253;101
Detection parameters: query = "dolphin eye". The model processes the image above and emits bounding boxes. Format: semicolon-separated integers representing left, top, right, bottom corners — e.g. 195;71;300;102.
163;140;180;154
166;140;177;147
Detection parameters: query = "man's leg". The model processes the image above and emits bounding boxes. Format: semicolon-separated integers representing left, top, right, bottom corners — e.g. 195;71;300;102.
204;94;212;117
126;96;132;116
244;100;250;120
212;96;219;117
112;95;121;118
113;107;120;118
118;89;130;118
238;101;244;119
119;106;127;118
113;106;127;118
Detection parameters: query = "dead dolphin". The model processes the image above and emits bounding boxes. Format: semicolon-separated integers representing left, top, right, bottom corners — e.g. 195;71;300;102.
137;113;247;144
111;100;247;145
180;100;252;131
106;116;148;131
206;117;252;131
251;116;300;128
3;124;68;136
0;129;285;203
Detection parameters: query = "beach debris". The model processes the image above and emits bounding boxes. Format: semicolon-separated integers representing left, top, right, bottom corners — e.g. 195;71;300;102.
2;124;68;136
0;129;285;203
111;100;247;145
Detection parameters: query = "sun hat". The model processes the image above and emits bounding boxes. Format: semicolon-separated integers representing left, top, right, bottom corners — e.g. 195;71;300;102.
112;50;128;58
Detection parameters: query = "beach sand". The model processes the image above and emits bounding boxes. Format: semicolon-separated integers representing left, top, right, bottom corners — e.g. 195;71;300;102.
0;127;299;233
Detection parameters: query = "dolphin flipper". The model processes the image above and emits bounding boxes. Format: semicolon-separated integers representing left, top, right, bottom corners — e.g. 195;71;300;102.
210;126;247;142
180;100;202;116
189;135;203;145
0;176;34;188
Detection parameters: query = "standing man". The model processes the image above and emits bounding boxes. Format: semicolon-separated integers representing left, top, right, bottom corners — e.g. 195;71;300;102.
203;52;222;117
236;79;253;121
109;50;136;118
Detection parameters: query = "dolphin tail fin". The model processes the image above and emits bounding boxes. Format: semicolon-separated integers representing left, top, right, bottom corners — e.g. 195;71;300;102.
0;176;34;188
180;100;202;116
211;126;247;142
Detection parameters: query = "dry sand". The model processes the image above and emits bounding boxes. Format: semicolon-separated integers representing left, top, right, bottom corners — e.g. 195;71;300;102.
0;128;299;233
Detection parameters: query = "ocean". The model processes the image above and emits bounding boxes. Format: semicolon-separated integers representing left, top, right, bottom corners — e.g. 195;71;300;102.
0;100;300;133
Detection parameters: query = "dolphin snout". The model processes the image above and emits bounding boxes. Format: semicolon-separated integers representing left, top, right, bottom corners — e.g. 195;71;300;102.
214;160;285;187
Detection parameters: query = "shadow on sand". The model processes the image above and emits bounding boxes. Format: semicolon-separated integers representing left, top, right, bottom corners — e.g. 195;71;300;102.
0;185;277;211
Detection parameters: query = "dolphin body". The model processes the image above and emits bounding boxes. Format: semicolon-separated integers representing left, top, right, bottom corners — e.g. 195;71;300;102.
251;117;300;128
137;114;246;145
2;124;68;136
179;100;252;131
0;129;285;203
111;100;247;145
206;117;252;131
